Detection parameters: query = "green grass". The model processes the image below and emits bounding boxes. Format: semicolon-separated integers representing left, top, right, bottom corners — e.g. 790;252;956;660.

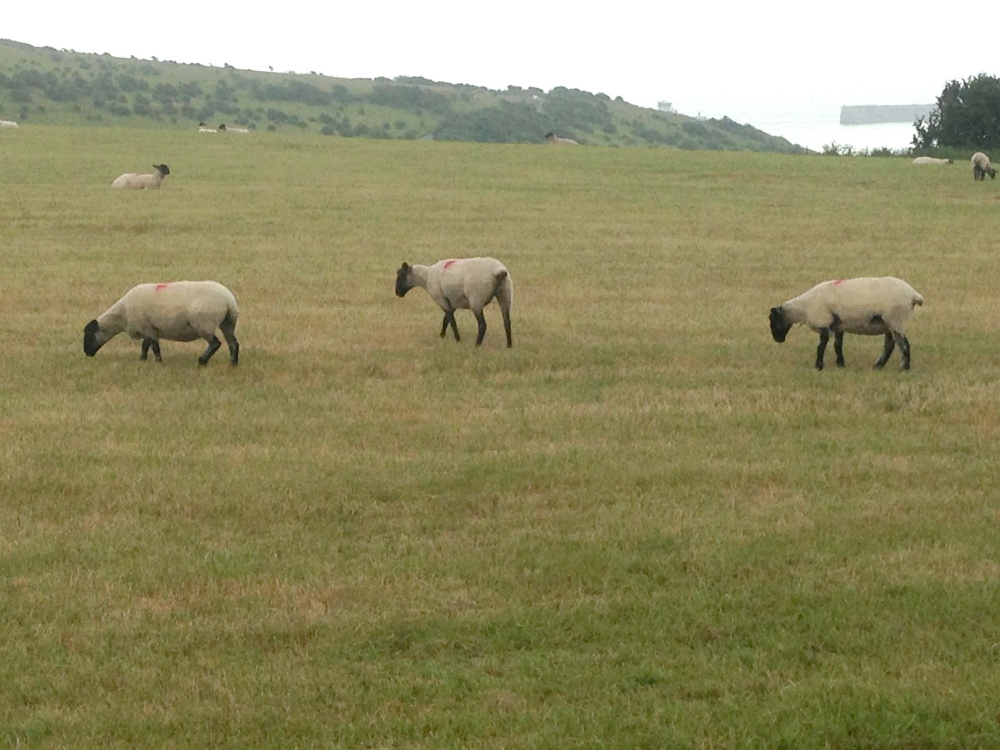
2;126;1000;748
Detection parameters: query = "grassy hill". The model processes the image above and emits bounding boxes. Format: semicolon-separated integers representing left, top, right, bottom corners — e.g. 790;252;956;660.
0;38;808;152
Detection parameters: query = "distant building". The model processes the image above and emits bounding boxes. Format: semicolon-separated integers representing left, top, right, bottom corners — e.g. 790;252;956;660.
840;104;934;125
657;101;676;113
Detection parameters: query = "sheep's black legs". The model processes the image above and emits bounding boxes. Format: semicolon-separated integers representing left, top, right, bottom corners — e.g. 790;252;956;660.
897;334;911;370
440;311;460;342
815;329;830;370
474;311;489;346
140;338;162;362
221;325;240;365
833;331;845;367
199;335;222;365
501;308;513;348
874;333;896;369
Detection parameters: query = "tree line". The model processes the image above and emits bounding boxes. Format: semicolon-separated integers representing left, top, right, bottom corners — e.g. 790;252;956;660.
914;74;1000;152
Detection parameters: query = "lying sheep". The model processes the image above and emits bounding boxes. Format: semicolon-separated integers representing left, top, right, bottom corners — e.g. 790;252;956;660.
111;164;171;190
0;120;18;129
219;123;250;134
83;281;239;366
545;131;579;145
768;277;923;371
198;121;217;133
912;156;952;165
972;152;996;180
395;257;513;347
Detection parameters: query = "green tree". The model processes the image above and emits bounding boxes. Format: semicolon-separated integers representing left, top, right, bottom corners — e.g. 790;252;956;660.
914;75;1000;151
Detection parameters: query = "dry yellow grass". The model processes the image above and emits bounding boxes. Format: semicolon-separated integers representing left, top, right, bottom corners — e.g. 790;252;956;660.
2;126;1000;748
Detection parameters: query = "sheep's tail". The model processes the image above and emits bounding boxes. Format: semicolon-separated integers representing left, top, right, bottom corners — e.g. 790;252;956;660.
493;269;513;311
912;291;924;307
221;290;240;328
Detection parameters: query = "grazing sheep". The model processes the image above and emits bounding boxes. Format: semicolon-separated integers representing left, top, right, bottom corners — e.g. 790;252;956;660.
198;121;217;133
395;257;513;347
972;152;996;180
545;131;579;145
218;123;250;134
912;156;952;165
83;281;239;366
111;164;171;190
769;277;923;371
0;120;18;128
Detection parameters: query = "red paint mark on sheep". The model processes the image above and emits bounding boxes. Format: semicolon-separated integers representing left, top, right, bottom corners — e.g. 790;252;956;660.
155;283;170;291
443;259;458;270
832;279;843;285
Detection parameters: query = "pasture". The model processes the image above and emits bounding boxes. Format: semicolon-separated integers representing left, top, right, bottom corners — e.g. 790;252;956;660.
2;127;1000;748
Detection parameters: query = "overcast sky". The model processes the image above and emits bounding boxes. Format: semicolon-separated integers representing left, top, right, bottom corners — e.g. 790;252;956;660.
6;1;997;122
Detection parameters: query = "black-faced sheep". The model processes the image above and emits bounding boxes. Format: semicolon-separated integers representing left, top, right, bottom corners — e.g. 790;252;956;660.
111;164;171;190
545;132;579;145
769;277;923;371
83;281;239;366
395;257;513;347
198;121;217;133
972;152;996;180
219;123;250;134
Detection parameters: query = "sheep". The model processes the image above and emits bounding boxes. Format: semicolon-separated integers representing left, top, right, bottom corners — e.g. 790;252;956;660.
218;123;250;134
912;156;952;165
768;277;923;371
198;121;217;133
0;120;18;128
545;131;579;145
111;164;170;190
83;281;239;366
972;152;996;180
395;257;513;347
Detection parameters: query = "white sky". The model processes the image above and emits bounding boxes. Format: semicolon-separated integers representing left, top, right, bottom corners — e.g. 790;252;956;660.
5;1;997;122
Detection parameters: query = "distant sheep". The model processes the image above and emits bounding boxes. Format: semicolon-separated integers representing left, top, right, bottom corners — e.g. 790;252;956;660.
198;121;217;133
219;123;250;134
769;277;923;371
83;281;239;366
972;152;996;180
111;164;170;190
912;156;952;165
395;257;513;347
0;120;17;128
545;131;579;145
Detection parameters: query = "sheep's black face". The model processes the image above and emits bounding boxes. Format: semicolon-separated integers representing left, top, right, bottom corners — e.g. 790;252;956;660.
395;263;413;297
154;164;170;176
769;307;791;343
83;319;102;356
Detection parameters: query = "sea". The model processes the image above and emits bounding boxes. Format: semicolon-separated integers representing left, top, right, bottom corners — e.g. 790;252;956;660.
678;102;922;153
750;117;917;153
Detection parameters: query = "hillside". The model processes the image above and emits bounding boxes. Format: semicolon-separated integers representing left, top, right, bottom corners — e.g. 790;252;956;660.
0;39;807;153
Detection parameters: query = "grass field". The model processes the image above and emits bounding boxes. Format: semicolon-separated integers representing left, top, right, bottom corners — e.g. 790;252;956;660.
2;126;1000;748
